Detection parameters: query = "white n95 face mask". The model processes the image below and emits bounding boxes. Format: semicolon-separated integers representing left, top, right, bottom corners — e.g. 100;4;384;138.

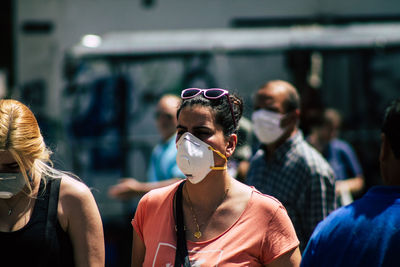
176;132;227;184
0;173;26;199
252;109;285;144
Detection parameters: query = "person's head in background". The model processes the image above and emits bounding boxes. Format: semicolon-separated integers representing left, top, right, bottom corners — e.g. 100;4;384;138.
252;80;300;147
176;88;243;179
308;108;342;151
320;108;341;141
380;98;400;186
155;94;181;141
0;99;52;196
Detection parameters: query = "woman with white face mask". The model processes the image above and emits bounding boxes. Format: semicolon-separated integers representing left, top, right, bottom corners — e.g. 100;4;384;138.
0;99;104;267
131;88;301;267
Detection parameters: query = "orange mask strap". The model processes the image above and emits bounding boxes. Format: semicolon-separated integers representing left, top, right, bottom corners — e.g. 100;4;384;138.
208;146;227;170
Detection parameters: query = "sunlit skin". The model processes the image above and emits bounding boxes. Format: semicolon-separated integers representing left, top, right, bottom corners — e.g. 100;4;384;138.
132;104;242;267
131;103;301;267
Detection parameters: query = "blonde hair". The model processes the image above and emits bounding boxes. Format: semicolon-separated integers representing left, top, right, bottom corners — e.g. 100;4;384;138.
0;99;66;195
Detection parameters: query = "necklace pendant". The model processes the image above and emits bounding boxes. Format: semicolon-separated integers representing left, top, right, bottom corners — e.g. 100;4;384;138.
8;209;12;216
194;231;202;239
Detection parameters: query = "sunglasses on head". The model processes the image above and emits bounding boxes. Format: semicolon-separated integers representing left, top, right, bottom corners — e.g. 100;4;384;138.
180;88;237;128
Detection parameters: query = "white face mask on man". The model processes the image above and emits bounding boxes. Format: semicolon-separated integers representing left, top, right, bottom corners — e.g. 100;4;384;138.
252;109;286;145
176;132;227;184
0;173;26;199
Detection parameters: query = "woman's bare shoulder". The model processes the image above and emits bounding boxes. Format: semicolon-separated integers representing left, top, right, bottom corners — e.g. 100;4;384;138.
59;175;92;199
57;175;97;231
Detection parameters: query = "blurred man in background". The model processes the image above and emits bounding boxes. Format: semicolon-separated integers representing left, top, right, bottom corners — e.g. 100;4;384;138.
247;80;336;251
301;98;400;267
307;108;364;206
108;94;184;200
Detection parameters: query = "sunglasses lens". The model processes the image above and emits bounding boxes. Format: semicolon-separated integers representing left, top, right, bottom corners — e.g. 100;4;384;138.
204;89;226;99
181;89;201;98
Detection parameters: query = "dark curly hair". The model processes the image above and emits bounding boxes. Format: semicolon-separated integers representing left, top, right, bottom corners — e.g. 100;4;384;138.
177;89;243;137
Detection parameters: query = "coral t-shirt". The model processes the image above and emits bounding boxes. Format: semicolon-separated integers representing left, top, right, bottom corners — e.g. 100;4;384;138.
132;182;299;266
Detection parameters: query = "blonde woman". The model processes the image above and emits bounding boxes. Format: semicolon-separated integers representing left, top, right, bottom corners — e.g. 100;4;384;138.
0;99;104;266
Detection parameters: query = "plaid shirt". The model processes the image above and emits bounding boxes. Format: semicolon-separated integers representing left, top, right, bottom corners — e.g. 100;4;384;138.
247;131;336;251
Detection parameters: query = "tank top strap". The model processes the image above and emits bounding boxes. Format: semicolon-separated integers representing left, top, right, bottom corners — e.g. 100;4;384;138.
41;178;62;266
45;178;61;244
27;178;49;225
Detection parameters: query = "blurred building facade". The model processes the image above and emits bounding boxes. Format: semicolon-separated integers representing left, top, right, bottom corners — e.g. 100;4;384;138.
3;0;399;214
2;1;400;265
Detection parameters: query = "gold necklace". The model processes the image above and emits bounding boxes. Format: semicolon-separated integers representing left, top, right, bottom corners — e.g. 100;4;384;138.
2;195;24;216
185;185;229;239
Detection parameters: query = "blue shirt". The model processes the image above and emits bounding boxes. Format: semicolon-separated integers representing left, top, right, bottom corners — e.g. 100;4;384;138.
247;131;336;251
147;134;184;182
323;138;363;180
301;186;400;267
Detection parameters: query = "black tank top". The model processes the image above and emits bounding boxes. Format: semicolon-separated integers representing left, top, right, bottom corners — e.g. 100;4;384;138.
0;178;75;267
